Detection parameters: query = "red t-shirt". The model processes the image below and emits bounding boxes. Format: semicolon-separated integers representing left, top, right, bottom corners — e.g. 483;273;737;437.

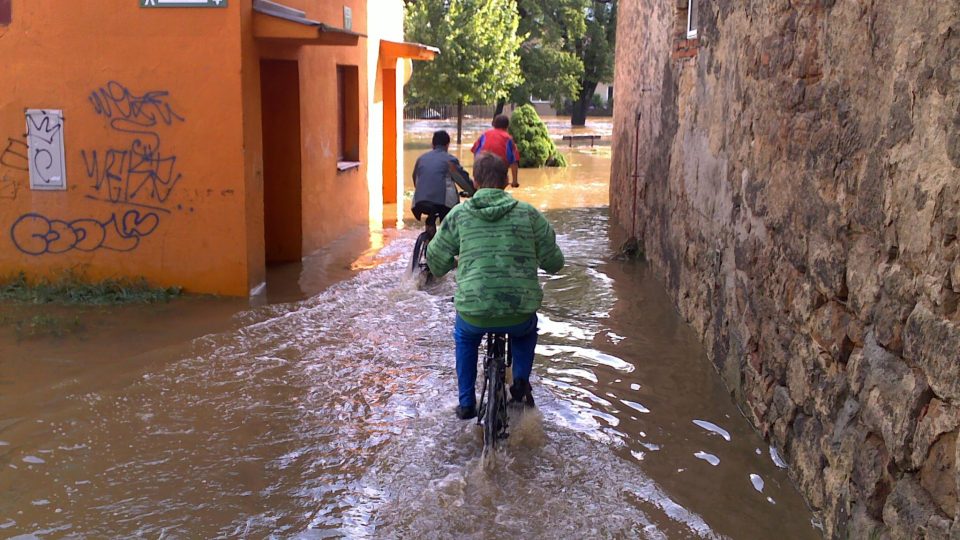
471;128;520;165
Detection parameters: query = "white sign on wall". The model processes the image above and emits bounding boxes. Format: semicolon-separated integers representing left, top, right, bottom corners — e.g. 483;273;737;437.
26;109;67;191
141;0;227;7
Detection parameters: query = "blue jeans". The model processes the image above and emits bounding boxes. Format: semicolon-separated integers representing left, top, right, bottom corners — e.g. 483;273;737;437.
454;313;538;409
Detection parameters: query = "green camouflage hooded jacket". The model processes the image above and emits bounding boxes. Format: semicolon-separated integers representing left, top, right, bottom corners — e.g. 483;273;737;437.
426;188;565;327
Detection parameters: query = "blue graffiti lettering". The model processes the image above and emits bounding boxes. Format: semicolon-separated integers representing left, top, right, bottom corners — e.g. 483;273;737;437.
81;139;181;206
10;211;161;255
88;81;185;139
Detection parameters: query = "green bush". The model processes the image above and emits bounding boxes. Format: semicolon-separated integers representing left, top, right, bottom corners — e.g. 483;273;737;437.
508;104;567;168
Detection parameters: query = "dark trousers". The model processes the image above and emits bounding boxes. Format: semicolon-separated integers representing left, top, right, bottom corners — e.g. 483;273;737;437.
412;201;451;234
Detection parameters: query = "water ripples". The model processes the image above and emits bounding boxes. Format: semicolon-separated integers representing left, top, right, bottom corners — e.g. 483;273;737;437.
0;207;818;538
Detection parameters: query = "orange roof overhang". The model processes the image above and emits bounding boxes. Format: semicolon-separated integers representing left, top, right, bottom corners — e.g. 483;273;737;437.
252;0;365;46
380;40;440;62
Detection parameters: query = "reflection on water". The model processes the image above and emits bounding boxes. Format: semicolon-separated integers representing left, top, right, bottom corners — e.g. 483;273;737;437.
0;118;820;538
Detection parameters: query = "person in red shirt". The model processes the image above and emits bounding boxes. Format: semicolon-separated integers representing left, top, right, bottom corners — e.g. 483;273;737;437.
470;114;520;188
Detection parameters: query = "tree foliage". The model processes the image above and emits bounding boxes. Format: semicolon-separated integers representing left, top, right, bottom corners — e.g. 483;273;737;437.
404;0;524;107
508;0;587;107
508;104;567;168
570;1;617;125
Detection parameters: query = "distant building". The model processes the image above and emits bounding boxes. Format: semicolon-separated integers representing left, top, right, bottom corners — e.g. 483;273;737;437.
594;82;614;105
0;0;435;295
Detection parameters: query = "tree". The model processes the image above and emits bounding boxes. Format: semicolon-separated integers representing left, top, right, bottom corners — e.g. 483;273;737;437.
405;0;524;144
508;104;567;168
500;0;587;115
570;0;616;126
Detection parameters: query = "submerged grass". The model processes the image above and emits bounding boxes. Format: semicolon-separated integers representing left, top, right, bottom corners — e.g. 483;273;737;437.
0;272;182;340
0;272;182;305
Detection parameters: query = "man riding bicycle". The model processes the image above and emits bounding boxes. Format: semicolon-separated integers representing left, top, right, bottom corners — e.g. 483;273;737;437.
426;152;565;420
412;130;474;236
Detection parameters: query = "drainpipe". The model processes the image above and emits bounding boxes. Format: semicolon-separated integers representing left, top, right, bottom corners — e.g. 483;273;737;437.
631;109;642;238
620;89;654;258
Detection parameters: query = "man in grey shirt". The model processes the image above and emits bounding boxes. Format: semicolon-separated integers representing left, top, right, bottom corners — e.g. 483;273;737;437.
412;130;474;236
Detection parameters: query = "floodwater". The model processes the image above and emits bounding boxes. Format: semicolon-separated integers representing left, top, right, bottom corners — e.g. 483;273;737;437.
0;118;820;538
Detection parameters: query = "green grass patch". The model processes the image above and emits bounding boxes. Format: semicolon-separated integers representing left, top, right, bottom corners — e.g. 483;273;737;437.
0;272;182;306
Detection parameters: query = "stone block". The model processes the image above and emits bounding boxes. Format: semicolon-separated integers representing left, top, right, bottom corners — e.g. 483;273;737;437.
912;399;960;471
904;304;960;401
847;503;886;539
790;413;828;510
919;430;957;519
810;300;855;362
883;475;953;539
847;347;867;395
854;433;894;520
860;332;931;466
767;384;797;441
786;335;815;410
846;235;882;318
872;264;918;353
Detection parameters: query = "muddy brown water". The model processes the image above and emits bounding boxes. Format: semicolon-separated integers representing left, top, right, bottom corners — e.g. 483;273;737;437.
0;118;820;538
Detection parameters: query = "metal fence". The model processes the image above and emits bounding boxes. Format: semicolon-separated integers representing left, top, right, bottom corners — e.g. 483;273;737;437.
403;103;500;120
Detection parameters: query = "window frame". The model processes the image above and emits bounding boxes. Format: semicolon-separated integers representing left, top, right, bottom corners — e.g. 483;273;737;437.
686;0;698;39
0;0;11;26
336;64;360;169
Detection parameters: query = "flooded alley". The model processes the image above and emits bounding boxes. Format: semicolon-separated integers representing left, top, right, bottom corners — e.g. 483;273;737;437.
0;120;819;538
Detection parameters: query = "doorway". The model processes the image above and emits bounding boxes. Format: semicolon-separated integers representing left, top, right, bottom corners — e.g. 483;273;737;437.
260;59;303;264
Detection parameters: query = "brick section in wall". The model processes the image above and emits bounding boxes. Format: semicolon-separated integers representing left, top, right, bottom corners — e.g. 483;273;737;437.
673;38;699;60
672;1;698;60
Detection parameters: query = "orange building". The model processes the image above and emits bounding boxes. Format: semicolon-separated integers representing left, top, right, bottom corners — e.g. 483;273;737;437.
0;0;434;295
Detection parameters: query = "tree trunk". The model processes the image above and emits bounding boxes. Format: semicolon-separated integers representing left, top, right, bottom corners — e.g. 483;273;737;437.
494;98;506;117
571;81;598;126
457;98;464;145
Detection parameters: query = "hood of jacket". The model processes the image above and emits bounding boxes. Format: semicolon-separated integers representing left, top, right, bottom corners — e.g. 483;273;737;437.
462;188;518;222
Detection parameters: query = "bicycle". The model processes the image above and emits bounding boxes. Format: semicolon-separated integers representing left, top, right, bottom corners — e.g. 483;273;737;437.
409;182;473;283
477;332;511;452
409;219;436;284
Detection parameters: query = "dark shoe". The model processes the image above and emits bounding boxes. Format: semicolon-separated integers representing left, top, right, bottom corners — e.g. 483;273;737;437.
455;405;477;420
509;379;535;408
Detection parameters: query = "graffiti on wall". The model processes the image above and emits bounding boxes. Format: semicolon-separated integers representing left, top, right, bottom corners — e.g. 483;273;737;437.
82;81;184;211
10;210;160;254
26;109;68;190
88;81;185;141
1;137;28;172
81;141;181;210
10;81;186;255
0;137;27;200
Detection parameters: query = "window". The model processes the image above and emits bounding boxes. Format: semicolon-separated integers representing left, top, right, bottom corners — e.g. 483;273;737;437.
337;65;360;167
0;0;11;25
686;0;698;39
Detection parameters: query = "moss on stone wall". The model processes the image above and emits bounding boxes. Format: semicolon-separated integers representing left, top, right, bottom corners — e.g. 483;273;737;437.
508;104;567;168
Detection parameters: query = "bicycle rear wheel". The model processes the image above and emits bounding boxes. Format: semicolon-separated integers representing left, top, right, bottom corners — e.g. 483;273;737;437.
410;232;431;280
482;335;509;451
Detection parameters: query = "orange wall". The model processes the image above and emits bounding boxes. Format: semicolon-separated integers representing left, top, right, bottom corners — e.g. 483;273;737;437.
243;0;372;268
0;0;249;295
0;0;398;296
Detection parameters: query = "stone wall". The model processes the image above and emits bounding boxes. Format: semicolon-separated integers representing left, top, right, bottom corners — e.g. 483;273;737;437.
610;1;960;537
